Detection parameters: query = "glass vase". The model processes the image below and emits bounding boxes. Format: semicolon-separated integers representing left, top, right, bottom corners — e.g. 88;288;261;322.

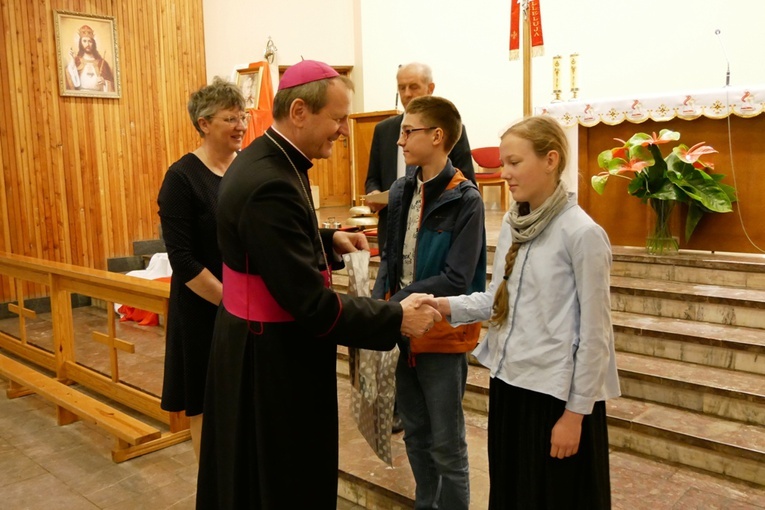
646;199;679;255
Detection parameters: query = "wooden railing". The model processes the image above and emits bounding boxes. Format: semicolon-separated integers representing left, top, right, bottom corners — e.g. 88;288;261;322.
0;252;189;462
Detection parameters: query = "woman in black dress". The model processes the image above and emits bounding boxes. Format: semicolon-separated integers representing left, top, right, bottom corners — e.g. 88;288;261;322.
157;77;248;459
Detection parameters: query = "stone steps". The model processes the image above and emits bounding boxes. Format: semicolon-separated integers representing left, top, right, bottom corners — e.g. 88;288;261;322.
616;351;765;426
612;311;765;375
611;246;765;291
607;398;765;485
610;275;765;329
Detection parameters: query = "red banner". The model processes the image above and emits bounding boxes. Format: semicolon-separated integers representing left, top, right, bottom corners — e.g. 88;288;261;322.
509;0;544;60
529;0;544;57
509;0;520;60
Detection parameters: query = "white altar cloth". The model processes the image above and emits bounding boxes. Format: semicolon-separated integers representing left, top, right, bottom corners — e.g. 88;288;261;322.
536;85;765;128
534;86;765;193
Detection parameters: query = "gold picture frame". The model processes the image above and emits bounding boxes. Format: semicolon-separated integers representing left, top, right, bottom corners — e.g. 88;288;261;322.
54;10;121;98
234;65;263;110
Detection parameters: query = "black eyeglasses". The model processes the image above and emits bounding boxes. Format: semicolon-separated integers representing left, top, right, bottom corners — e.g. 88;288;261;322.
400;126;437;140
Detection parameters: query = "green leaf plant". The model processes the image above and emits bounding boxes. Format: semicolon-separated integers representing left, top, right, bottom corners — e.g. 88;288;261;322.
591;129;736;242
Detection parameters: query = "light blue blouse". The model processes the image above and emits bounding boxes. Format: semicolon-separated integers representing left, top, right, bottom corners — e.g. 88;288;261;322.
448;195;621;414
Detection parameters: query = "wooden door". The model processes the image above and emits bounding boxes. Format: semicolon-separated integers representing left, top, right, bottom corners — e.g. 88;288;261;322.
310;135;351;207
349;110;400;205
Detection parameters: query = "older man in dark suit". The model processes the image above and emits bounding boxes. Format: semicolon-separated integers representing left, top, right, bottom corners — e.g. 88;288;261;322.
364;63;475;253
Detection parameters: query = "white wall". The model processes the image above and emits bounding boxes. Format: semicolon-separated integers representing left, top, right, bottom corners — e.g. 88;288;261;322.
202;0;357;89
203;0;765;148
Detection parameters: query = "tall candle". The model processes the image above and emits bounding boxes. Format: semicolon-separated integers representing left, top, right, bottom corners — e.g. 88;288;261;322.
552;55;561;91
570;53;579;92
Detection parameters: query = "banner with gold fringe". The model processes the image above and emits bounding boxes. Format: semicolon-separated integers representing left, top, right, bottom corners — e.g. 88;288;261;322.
509;0;520;60
529;0;544;57
509;0;544;60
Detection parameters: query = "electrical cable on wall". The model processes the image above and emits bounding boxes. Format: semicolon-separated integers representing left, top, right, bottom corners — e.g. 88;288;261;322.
715;29;765;253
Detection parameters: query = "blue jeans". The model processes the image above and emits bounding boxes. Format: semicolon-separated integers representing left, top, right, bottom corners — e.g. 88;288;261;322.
396;350;470;510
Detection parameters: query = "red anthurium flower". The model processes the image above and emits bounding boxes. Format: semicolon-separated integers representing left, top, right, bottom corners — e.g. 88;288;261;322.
606;144;654;175
649;131;678;145
610;158;651;175
675;142;718;169
627;130;680;147
612;146;627;160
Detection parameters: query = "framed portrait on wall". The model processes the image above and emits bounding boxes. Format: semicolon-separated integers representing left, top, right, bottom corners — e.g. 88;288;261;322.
234;65;262;110
54;10;121;98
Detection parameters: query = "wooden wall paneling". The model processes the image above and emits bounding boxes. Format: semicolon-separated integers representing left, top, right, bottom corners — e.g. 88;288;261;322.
63;98;85;269
15;0;41;300
39;0;64;264
7;1;30;259
143;1;159;241
135;0;153;242
122;1;139;249
0;0;207;303
0;1;12;301
159;0;180;232
29;0;54;263
3;0;18;300
147;0;161;236
97;103;115;259
21;0;44;262
122;0;144;245
110;99;130;253
42;1;63;265
135;1;151;246
0;0;13;262
78;101;99;269
90;18;110;253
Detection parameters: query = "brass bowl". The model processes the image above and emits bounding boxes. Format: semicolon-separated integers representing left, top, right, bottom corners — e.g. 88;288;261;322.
345;216;379;227
349;205;374;217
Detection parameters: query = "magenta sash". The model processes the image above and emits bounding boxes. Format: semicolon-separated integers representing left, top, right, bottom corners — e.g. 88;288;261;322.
222;264;330;322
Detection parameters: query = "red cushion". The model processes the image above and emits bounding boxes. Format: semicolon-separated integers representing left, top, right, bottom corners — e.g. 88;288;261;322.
471;147;501;169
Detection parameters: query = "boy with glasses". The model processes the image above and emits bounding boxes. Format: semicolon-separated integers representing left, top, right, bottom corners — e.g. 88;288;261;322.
372;95;486;510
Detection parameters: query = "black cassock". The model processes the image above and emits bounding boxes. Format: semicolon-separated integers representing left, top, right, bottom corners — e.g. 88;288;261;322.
196;128;400;509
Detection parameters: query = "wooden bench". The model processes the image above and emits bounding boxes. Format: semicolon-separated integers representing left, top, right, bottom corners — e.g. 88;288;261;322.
0;354;162;455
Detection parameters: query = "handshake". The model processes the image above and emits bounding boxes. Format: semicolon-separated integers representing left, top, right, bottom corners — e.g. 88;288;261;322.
399;293;451;338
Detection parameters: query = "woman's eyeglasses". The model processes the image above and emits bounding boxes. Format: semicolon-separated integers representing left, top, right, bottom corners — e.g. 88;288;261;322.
213;113;251;126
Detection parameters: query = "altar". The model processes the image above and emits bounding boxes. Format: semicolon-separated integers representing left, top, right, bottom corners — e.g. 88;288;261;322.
536;86;765;254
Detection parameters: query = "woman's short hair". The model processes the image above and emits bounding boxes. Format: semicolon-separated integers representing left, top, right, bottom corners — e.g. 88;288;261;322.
188;76;246;136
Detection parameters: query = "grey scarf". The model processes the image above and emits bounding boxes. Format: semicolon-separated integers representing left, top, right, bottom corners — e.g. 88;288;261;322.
506;181;569;244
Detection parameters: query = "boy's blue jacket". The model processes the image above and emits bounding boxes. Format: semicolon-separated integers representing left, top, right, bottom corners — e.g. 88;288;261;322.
372;160;487;353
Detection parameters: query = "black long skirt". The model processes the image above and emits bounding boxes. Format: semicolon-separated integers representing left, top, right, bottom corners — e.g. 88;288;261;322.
487;378;611;510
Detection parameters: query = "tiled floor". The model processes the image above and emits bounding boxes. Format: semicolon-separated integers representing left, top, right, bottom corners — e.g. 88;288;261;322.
3;372;765;509
0;377;367;510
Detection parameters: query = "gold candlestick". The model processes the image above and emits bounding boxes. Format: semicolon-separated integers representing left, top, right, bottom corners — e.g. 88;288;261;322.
552;55;562;102
570;53;579;100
